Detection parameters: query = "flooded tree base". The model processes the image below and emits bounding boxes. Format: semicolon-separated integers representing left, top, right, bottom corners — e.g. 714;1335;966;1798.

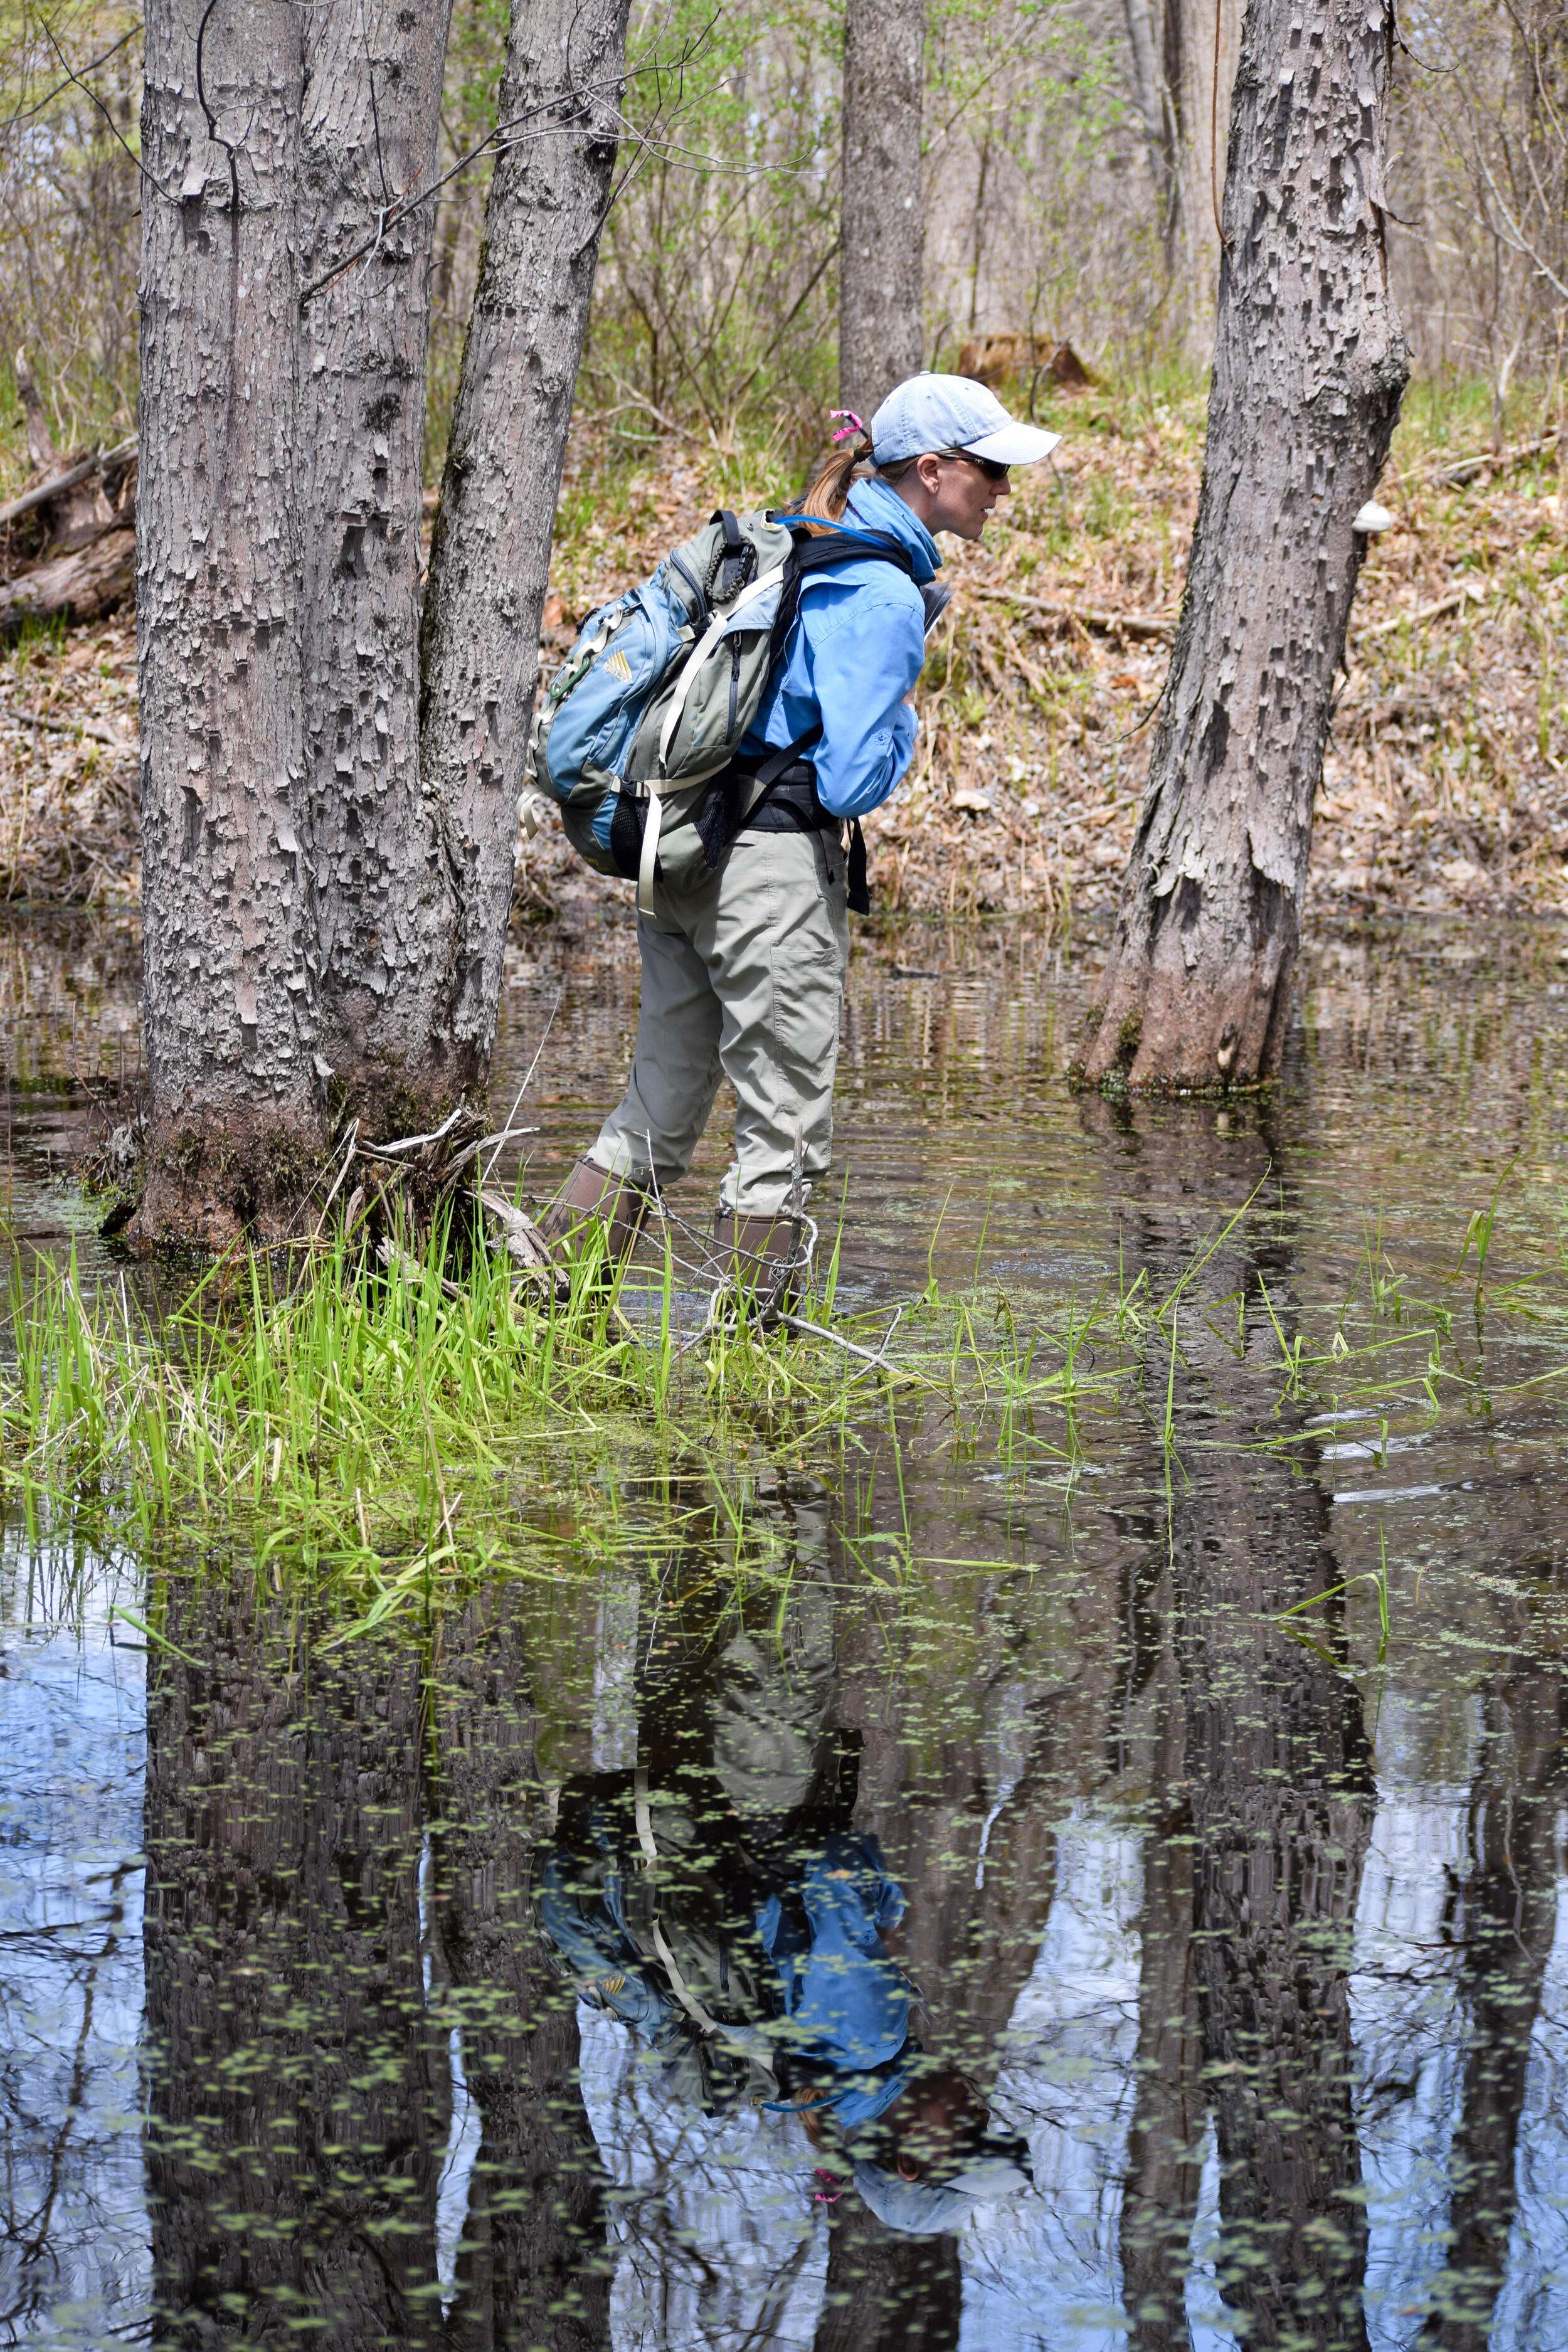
1067;973;1291;1096
126;1108;336;1253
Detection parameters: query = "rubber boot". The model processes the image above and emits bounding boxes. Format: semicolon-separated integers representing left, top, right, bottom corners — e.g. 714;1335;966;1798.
538;1157;651;1274
711;1209;807;1322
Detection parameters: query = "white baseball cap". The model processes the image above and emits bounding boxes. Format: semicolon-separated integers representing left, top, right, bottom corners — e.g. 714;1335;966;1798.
869;373;1061;470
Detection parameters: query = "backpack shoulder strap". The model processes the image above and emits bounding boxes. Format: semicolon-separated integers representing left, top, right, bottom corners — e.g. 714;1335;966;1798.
784;522;916;582
767;520;917;665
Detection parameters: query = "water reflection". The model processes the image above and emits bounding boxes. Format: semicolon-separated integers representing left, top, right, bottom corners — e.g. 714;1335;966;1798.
0;1537;147;2348
1090;1103;1375;2351
536;1532;1033;2348
93;1406;1568;2352
144;1580;445;2348
7;916;1568;2345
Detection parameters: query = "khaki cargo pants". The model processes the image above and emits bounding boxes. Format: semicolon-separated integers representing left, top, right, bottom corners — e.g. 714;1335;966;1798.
588;827;850;1217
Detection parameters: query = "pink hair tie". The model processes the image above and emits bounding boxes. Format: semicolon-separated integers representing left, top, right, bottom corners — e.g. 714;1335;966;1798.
810;2167;844;2205
830;410;867;444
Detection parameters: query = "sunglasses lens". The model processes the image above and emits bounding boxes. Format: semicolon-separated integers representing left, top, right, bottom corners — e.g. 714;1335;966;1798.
945;451;1007;482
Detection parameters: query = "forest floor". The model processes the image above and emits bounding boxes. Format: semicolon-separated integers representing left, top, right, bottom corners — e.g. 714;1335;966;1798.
2;374;1563;925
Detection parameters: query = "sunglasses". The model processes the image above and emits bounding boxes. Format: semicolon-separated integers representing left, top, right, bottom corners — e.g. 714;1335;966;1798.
939;449;1010;484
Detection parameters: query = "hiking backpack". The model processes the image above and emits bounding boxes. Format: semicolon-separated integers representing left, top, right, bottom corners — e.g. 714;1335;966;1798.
523;509;915;911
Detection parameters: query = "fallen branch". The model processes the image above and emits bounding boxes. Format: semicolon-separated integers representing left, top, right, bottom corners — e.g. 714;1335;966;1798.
0;454;105;532
777;1307;931;1383
962;581;1175;642
2;703;125;749
376;1234;463;1301
1429;428;1561;489
358;1103;473;1161
0;527;135;641
479;1189;556;1275
1357;580;1487;642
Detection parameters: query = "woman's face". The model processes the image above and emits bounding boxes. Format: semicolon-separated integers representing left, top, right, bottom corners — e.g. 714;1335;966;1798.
899;449;1012;541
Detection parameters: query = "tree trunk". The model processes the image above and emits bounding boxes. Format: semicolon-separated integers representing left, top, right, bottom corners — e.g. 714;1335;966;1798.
1120;0;1185;272
136;0;326;1246
840;0;925;415
135;0;624;1245
297;0;455;1134
1171;0;1244;307
1073;0;1408;1096
416;0;629;1094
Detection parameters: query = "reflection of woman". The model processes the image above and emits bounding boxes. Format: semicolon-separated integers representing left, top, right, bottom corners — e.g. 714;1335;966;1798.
538;1569;1031;2235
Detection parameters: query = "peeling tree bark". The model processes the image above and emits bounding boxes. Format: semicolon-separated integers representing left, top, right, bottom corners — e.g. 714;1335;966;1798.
298;0;455;1133
136;1;325;1244
417;0;629;1091
135;0;624;1247
839;0;925;415
1074;0;1408;1096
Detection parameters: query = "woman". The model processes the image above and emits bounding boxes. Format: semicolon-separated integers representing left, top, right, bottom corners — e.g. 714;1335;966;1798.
540;372;1059;1303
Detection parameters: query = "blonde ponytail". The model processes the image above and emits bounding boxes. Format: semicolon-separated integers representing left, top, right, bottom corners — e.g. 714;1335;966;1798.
799;410;874;521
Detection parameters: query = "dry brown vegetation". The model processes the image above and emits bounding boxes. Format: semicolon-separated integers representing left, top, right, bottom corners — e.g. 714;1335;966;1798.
3;381;1563;925
0;613;135;901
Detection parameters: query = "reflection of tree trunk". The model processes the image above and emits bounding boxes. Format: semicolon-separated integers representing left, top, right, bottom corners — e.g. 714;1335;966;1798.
1177;1422;1372;2351
813;2196;961;2351
1422;1661;1564;2350
1089;1099;1374;2351
825;1547;1061;2075
1186;1665;1372;2351
433;1595;610;2352
1116;1587;1202;2351
143;1586;443;2347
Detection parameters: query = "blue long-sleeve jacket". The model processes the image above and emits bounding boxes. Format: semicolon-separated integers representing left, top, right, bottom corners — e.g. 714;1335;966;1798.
538;1827;913;2090
742;477;939;820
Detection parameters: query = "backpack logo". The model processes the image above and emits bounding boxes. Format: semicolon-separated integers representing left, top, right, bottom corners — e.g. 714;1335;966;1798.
605;649;633;683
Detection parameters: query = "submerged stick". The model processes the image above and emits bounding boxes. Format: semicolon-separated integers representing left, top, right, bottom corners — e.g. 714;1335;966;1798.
776;1308;928;1382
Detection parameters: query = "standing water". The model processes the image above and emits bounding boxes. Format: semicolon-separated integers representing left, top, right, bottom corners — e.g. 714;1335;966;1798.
4;908;1568;2349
